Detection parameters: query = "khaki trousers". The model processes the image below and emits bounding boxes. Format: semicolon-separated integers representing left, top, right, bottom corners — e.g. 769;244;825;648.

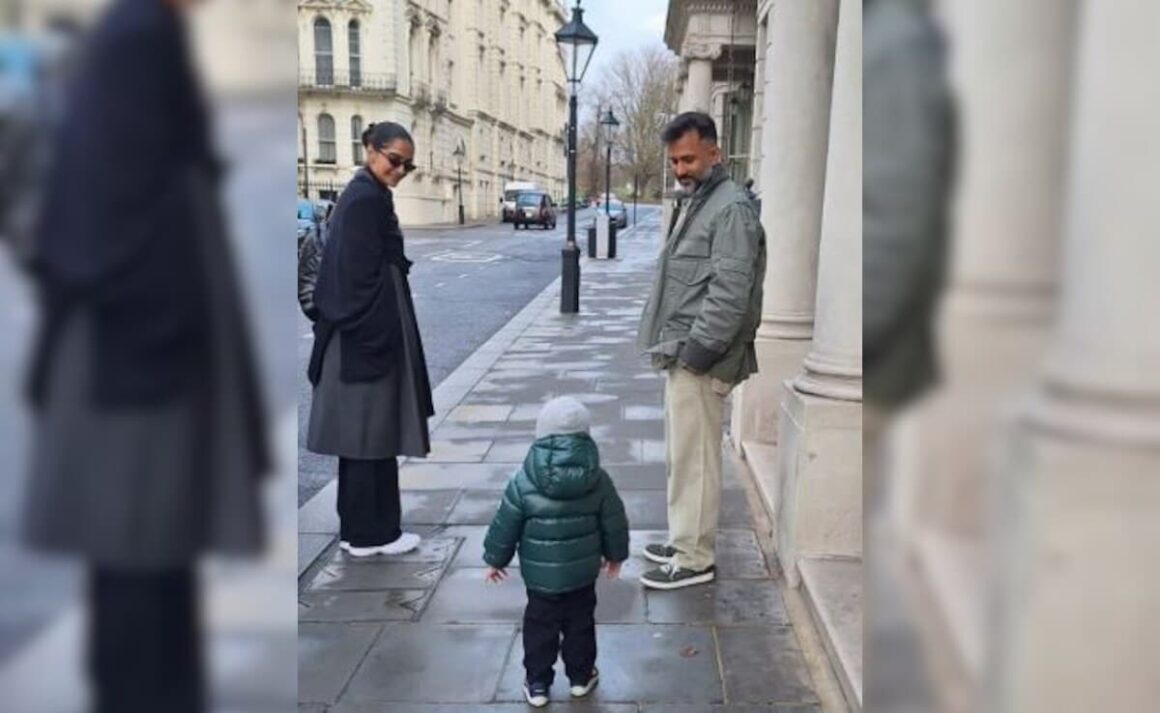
664;366;731;571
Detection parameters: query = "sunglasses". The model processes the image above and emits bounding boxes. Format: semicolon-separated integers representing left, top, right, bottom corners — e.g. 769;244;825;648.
378;148;416;175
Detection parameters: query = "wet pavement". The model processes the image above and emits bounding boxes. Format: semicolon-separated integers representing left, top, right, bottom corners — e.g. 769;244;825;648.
298;210;823;712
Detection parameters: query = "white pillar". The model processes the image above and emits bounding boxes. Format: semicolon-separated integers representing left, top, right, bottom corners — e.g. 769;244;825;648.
900;0;1078;540
732;0;839;455
988;2;1160;711
773;0;862;588
680;44;718;113
886;2;1079;703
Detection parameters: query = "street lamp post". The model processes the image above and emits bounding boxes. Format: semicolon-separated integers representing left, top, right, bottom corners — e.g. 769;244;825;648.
452;139;465;225
299;112;310;199
555;0;597;314
600;108;619;217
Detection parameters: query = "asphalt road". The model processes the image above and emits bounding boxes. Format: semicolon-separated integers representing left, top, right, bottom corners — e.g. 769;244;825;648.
296;205;662;505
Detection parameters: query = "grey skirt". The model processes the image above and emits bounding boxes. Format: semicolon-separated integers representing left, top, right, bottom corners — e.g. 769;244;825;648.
306;264;431;460
22;173;266;569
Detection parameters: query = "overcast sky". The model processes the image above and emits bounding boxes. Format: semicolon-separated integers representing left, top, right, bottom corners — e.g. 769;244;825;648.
562;0;671;87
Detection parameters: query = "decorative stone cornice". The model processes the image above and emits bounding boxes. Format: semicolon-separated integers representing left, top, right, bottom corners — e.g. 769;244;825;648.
665;0;759;55
300;0;372;16
682;42;723;61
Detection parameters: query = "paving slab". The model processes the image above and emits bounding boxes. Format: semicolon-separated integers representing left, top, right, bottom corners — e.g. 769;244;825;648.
402;490;462;525
335;705;638;713
298;590;431;623
642;706;821;713
307;558;449;592
716;627;820;706
645;579;788;626
495;625;723;705
421;567;526;624
445;489;503;525
298;623;382;705
399;462;515;490
342;624;517;704
426;439;494;463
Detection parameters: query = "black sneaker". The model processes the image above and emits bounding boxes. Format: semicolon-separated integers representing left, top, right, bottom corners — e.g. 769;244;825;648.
569;667;599;697
524;680;550;708
640;563;716;590
643;543;677;564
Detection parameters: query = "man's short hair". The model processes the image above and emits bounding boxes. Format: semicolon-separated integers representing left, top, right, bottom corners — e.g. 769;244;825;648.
661;112;718;145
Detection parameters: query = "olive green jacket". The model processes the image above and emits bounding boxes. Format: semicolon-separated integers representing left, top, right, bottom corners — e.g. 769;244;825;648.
637;165;767;385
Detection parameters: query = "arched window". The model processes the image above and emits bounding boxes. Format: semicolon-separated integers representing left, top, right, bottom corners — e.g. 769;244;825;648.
348;20;362;87
318;114;336;163
351;115;364;165
314;18;333;85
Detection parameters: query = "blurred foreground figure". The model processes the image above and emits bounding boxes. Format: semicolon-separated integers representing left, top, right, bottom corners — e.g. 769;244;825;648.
20;1;269;711
863;0;955;468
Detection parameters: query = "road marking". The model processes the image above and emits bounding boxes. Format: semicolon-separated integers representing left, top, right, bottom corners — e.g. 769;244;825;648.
429;250;503;264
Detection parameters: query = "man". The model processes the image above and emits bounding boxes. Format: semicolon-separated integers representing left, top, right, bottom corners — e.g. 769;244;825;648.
636;112;766;590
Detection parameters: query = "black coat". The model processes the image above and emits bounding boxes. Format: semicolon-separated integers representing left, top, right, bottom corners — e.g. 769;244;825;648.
27;0;220;408
309;169;416;385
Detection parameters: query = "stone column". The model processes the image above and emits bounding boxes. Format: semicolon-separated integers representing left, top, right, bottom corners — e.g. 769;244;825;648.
680;43;718;113
732;0;839;464
986;3;1160;711
773;0;861;588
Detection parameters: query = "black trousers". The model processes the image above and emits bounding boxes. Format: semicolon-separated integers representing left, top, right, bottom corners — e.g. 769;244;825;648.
87;567;203;713
523;583;597;686
337;456;402;547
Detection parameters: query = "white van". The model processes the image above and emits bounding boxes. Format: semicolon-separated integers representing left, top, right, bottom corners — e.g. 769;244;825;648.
501;181;540;223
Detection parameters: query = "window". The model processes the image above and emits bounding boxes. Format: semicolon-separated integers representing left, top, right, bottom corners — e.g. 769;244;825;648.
318;114;336;163
351;115;364;164
348;20;362;87
314;18;333;85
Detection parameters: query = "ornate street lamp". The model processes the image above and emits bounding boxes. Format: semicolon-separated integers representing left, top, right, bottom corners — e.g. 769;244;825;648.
555;0;597;314
600;108;619;217
452;138;466;225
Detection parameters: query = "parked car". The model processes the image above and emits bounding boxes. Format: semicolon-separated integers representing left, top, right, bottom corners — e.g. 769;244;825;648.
297;198;316;247
501;180;540;223
594;198;628;229
512;191;557;230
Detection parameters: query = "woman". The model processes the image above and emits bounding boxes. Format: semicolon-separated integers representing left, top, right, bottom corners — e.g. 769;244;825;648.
22;1;267;711
307;121;434;557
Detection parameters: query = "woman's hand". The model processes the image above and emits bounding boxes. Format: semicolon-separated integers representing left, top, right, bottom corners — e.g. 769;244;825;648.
485;567;507;584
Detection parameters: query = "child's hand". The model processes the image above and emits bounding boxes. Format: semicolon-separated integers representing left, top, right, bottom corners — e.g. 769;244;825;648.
485;567;507;584
604;559;622;579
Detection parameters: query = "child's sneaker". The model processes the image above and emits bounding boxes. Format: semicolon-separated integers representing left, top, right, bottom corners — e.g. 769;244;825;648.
569;667;599;697
523;680;550;707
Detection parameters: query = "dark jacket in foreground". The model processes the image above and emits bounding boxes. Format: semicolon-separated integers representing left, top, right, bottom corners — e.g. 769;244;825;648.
28;0;222;408
483;434;630;595
864;0;955;407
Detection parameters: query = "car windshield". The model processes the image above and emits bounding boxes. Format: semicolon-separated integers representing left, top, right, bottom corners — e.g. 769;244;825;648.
516;193;543;206
607;201;624;210
297;200;314;220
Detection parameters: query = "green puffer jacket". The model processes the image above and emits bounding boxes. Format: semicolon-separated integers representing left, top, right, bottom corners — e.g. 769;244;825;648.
482;434;630;595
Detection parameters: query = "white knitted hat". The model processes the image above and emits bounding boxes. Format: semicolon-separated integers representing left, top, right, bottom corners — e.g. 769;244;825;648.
535;396;591;440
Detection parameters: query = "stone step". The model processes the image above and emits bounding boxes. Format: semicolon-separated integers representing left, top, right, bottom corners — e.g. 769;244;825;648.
800;556;863;713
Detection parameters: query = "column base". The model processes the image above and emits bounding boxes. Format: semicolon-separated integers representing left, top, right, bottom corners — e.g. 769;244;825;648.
775;380;863;587
731;336;813;448
985;415;1160;713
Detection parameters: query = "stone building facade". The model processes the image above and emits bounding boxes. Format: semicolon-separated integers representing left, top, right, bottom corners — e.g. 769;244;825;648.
298;0;569;225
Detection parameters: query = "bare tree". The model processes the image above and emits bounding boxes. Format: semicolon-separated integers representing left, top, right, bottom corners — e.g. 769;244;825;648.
590;46;679;200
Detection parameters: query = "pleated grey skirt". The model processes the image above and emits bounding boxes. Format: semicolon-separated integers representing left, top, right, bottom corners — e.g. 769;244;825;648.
306;264;431;460
22;173;266;569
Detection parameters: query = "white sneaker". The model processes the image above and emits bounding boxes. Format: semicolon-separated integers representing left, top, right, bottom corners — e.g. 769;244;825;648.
339;540;351;551
379;532;421;555
343;543;383;557
570;668;599;697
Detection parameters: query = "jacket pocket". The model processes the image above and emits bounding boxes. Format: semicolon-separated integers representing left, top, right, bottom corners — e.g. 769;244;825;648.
667;256;711;286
